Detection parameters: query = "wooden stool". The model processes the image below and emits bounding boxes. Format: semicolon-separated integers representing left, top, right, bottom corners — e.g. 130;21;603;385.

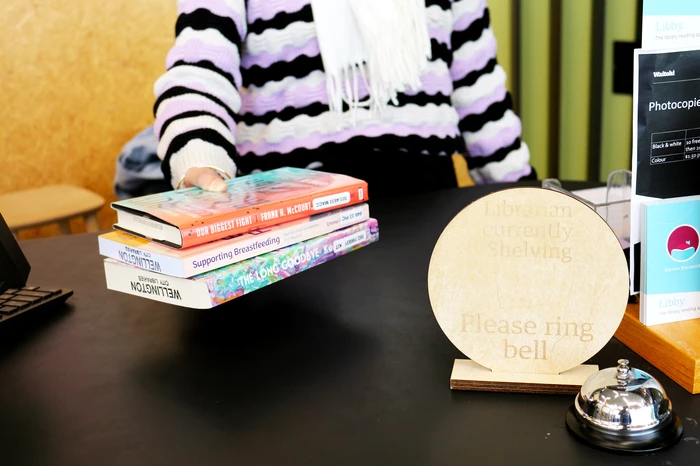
0;185;105;237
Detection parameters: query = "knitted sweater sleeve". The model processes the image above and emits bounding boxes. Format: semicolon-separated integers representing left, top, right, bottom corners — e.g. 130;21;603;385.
153;0;246;188
449;0;534;183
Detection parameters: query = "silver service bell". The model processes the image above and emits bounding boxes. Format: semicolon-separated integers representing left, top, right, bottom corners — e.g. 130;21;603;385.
565;359;683;453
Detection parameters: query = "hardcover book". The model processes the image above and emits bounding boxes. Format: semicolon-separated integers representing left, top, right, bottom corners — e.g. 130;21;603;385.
104;219;379;309
640;196;700;325
99;204;370;278
111;167;368;248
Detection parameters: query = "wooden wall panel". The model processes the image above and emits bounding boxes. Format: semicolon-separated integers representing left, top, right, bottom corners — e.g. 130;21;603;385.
519;0;554;179
599;0;637;180
488;0;516;96
558;0;593;181
0;0;177;235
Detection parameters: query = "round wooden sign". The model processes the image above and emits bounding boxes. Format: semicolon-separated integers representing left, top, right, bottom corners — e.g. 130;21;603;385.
428;187;629;375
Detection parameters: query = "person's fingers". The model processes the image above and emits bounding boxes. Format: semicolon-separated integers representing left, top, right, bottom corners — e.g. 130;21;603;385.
182;167;228;192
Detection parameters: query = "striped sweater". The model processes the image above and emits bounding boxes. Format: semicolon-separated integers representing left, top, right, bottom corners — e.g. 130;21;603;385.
154;0;533;188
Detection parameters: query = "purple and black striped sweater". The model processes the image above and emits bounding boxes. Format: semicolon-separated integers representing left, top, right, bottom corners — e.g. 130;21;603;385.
154;0;533;188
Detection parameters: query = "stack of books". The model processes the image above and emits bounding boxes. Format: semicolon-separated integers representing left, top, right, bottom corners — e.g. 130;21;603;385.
99;167;378;308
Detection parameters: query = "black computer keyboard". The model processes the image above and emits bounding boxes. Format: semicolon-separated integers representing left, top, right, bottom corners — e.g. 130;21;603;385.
0;286;73;323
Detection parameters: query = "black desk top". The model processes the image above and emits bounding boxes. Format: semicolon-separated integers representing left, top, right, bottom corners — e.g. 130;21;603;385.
3;183;700;466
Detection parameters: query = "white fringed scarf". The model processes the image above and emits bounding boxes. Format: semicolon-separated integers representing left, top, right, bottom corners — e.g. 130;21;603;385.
310;0;432;122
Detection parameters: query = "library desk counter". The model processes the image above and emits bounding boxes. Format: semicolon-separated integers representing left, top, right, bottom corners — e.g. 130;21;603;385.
3;182;700;466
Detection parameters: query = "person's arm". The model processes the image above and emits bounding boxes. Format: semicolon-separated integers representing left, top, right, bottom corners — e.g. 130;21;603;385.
153;0;247;190
449;0;535;183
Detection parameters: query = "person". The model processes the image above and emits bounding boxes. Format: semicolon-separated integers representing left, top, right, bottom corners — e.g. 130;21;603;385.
122;0;535;199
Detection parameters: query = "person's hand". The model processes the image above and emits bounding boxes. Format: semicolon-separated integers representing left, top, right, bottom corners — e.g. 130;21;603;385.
181;167;228;192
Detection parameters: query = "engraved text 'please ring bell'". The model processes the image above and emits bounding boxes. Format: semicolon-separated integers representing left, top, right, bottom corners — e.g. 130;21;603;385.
565;359;683;454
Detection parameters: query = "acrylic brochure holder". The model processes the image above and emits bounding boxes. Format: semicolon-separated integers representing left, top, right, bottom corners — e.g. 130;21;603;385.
567;172;700;395
540;170;700;394
542;169;632;249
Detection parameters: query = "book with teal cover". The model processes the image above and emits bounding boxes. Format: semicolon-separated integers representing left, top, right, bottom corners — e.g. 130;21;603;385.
641;195;700;325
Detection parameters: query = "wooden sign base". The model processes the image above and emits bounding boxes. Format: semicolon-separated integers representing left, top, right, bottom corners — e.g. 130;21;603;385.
450;360;599;395
615;303;700;394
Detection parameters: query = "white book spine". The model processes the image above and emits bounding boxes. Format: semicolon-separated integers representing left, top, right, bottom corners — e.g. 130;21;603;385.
100;204;370;277
98;236;186;276
104;262;211;309
115;210;183;247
